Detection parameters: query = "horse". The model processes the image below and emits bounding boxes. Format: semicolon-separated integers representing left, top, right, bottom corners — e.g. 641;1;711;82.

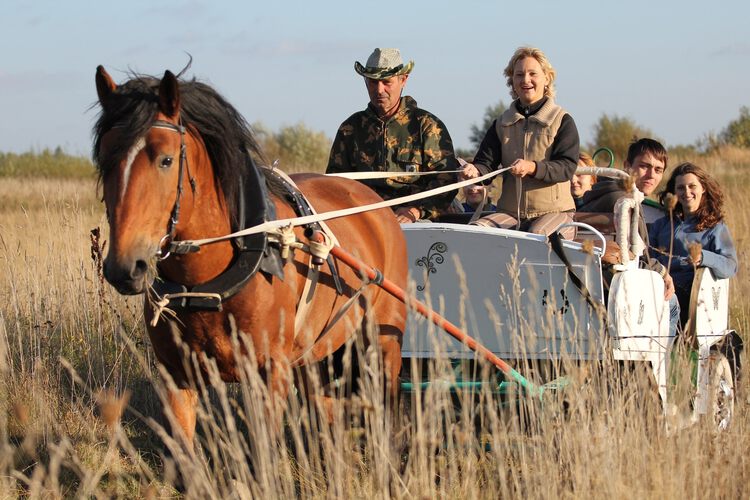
93;65;407;450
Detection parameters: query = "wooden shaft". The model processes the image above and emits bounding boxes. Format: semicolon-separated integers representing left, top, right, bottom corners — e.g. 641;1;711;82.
328;243;528;385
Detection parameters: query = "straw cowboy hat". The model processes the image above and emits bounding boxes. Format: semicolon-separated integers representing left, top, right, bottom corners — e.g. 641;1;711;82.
354;48;414;80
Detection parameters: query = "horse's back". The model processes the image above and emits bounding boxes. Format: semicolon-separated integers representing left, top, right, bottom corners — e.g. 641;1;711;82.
292;173;408;286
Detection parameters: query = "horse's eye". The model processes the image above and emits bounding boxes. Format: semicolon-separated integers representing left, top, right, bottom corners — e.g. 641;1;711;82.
160;156;174;169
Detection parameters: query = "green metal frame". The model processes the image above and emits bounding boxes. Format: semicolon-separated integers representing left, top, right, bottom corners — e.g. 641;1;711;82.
592;147;615;168
399;359;569;401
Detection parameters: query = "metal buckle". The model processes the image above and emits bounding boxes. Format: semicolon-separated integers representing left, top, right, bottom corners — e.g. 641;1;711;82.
156;234;172;260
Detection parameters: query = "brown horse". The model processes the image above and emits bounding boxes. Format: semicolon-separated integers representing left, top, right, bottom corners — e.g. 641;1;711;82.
93;66;407;449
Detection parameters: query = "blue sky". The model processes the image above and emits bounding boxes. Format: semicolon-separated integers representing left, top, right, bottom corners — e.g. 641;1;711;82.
2;0;749;159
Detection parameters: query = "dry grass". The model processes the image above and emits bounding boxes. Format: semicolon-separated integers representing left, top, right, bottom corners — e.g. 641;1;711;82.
2;149;750;498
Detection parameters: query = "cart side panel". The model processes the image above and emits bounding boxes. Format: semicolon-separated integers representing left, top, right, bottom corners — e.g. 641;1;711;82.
402;223;606;360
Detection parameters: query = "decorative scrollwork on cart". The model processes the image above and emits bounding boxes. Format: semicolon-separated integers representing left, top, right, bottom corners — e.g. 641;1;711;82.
415;242;447;291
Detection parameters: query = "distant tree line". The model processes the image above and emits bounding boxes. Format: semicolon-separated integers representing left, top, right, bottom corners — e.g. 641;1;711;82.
3;105;750;177
459;100;750;166
252;122;331;174
720;106;750;149
455;101;508;160
0;147;94;178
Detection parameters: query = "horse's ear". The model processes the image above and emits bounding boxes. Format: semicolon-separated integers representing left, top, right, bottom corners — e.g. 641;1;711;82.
158;70;181;118
95;65;117;106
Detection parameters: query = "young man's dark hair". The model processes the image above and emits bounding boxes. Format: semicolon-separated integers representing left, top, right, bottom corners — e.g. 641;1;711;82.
626;137;668;169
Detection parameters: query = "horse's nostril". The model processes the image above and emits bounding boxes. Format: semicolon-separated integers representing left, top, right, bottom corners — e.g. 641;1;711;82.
103;258;146;294
134;260;148;278
103;260;114;282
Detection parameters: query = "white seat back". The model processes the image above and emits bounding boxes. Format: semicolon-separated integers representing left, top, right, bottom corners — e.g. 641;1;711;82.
693;268;729;339
608;268;674;409
608;269;670;357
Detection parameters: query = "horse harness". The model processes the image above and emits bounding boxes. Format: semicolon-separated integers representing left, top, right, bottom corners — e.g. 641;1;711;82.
148;120;196;261
149;120;342;313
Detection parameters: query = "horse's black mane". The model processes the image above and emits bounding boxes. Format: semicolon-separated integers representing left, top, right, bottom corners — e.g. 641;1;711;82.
92;73;268;227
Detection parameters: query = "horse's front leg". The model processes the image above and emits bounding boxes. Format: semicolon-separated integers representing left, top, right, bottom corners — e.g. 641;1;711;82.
166;386;199;454
377;324;407;460
377;324;403;413
267;355;293;431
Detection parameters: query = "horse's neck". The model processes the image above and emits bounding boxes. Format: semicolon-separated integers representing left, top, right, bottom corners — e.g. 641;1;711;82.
161;153;235;285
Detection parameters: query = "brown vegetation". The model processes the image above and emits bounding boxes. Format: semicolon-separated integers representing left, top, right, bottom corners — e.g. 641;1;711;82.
1;148;750;497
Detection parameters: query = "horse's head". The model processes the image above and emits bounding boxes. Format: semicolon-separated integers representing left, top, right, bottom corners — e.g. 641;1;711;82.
94;65;266;295
94;66;198;294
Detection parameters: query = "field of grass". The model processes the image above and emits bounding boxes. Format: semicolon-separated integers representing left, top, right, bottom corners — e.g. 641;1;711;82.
2;148;750;497
0;149;95;179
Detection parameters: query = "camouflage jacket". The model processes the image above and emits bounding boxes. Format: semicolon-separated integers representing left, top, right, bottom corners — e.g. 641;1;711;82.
326;96;458;220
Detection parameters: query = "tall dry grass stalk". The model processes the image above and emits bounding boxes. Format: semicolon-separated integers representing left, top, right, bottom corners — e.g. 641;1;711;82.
1;147;750;497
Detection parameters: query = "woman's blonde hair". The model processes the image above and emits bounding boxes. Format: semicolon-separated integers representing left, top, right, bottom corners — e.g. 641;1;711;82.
578;152;594;167
577;152;597;183
503;46;556;100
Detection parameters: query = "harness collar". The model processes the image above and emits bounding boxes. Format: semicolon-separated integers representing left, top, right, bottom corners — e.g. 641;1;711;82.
150;119;284;311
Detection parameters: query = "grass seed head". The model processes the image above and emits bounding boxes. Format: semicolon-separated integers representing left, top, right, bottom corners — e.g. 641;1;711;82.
581;239;595;255
12;401;30;428
688;242;703;266
96;389;131;431
623;175;635;193
664;193;678;212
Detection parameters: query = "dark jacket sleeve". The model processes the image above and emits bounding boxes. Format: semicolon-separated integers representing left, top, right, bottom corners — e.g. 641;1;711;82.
533;114;579;183
471;119;502;177
325;125;349;174
413;116;459;218
579;191;623;213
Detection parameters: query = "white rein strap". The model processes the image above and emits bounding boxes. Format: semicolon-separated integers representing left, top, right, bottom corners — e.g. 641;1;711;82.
260;168;340;338
613;188;645;269
326;169;464;180
575;166;631;180
169;166;509;253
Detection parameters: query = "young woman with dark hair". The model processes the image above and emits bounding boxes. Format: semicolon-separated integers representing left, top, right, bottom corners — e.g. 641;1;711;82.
649;162;737;324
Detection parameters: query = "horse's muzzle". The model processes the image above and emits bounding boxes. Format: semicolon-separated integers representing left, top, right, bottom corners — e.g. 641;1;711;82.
103;257;150;295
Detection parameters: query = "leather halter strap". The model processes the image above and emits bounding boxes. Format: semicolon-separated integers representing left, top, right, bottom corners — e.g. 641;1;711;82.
151;119;195;260
148;126;282;312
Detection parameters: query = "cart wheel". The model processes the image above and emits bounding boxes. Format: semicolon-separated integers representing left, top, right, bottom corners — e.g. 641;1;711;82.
708;352;735;431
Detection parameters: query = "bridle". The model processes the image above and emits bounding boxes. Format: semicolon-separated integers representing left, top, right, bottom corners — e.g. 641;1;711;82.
150;119;196;260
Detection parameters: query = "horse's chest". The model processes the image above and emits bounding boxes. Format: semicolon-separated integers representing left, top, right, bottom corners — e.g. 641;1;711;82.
145;311;237;379
146;275;319;379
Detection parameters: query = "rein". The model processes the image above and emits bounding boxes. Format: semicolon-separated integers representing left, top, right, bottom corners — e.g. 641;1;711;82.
167;166;511;255
325;169;465;180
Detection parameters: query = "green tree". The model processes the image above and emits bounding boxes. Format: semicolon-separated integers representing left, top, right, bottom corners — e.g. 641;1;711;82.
253;122;332;173
721;106;750;148
590;113;655;165
466;100;508;155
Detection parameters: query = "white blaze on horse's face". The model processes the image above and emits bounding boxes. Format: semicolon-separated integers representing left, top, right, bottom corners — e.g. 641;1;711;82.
102;126;182;250
121;137;146;202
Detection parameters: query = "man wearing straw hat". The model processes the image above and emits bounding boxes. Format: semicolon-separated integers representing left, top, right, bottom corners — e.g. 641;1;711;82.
326;48;459;223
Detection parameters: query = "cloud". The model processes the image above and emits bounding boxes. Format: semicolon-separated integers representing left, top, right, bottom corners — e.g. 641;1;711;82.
218;34;370;61
24;14;45;27
138;1;211;21
709;42;750;57
165;31;210;46
0;69;79;93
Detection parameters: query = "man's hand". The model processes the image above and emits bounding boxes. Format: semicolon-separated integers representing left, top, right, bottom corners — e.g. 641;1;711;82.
395;206;421;223
663;273;675;300
460;163;479;180
510;158;537;178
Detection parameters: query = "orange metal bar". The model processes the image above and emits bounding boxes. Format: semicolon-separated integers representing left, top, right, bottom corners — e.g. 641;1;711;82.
326;242;534;389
